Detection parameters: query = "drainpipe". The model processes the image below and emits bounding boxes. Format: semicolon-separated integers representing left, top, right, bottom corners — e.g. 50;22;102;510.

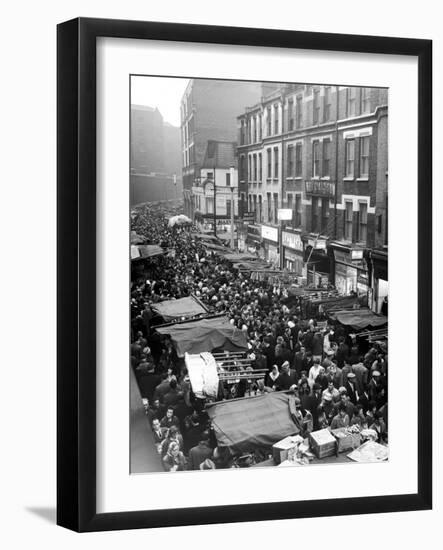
332;85;340;285
280;93;285;270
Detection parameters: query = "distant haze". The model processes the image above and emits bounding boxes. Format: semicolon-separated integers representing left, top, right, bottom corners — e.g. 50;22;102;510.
131;76;189;127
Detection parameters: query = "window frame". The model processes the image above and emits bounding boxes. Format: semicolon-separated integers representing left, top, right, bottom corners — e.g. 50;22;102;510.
312;140;320;178
344;200;353;241
345;139;355;178
359;135;370;177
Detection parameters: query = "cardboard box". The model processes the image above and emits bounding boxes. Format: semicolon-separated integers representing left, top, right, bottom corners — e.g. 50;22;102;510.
331;428;361;453
272;435;304;465
309;428;336;458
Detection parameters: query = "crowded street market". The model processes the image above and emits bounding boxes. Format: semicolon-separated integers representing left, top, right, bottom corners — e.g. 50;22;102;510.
130;203;388;473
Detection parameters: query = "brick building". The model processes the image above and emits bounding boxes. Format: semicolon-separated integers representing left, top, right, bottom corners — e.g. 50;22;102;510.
180;79;263;218
191;141;239;229
237;83;388;311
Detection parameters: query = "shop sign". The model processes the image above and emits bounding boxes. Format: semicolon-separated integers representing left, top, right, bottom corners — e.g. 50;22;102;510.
277;208;293;221
305;180;335;197
261;225;278;242
282;231;303;251
242;212;255;223
334;250;351;264
308;237;326;250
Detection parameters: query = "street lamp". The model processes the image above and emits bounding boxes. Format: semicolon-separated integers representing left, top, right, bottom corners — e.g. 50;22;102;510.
229;165;235;250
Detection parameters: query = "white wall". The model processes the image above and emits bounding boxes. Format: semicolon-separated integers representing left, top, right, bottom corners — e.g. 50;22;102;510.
0;0;441;548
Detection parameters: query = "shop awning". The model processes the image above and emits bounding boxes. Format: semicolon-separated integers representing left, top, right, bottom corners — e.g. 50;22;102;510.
217;232;237;242
329;308;387;329
222;252;258;262
191;233;220;242
155;316;248;357
206;392;300;453
233;260;272;271
150;296;208;321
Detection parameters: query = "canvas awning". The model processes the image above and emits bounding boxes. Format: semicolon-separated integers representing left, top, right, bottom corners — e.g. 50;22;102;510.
201;242;230;253
233;260;272;271
191;233;220;242
156;316;248;357
206;392;300;453
328;308;387;329
222;252;258;262
130;245;141;260
185;352;220;398
150;296;208;321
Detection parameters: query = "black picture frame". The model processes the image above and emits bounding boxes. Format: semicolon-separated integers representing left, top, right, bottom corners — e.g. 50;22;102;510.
57;17;432;532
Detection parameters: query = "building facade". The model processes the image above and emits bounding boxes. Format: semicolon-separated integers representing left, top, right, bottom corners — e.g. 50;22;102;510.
180;79;263;218
130;104;183;206
191;140;239;230
237;84;388;311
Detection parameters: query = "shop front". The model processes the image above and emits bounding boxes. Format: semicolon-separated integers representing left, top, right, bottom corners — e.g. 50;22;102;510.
245;223;262;254
260;224;279;265
282;230;304;276
331;244;369;300
371;249;388;313
303;235;331;287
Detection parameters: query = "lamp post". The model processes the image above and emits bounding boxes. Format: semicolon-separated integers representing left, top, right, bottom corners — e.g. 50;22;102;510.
230;165;235;250
213;165;217;237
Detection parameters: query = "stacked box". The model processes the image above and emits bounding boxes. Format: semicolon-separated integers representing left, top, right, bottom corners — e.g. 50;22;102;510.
272;435;304;465
331;428;361;453
309;428;336;458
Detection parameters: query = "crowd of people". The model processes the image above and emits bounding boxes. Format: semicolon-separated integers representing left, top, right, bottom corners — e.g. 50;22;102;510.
131;205;388;472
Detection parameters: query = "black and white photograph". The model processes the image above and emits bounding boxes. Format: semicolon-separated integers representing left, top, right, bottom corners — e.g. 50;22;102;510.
130;76;389;473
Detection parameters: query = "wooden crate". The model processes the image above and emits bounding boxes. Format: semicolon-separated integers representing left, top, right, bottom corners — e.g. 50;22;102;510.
331;428;361;453
309;428;336;459
272;435;304;465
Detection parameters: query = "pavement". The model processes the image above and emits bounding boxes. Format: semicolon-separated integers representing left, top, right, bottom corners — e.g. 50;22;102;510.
130;368;164;474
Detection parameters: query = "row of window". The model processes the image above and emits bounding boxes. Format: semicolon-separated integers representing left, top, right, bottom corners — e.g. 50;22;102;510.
239;87;373;145
241;135;370;182
245;194;368;243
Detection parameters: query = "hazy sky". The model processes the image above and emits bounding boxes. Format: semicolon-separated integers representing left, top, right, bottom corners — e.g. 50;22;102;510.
131;75;189;127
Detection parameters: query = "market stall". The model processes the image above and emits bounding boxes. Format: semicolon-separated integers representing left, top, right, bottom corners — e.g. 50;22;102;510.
150;295;209;323
155;315;248;357
185;351;268;400
206;391;302;453
328;307;387;330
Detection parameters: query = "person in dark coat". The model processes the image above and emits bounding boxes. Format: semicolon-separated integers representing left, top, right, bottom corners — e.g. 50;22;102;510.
312;330;324;360
275;361;297;391
163;379;182;409
151;418;168;453
293;346;309;377
344;372;359;404
135;362;161;401
160;407;180;429
335;337;349;369
304;383;323;430
187;432;213;470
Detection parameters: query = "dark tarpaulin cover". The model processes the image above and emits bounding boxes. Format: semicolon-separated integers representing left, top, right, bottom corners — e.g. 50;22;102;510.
136;244;165;258
233;260;271;271
150;296;207;321
206;392;300;453
329;308;388;329
156;316;248;357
